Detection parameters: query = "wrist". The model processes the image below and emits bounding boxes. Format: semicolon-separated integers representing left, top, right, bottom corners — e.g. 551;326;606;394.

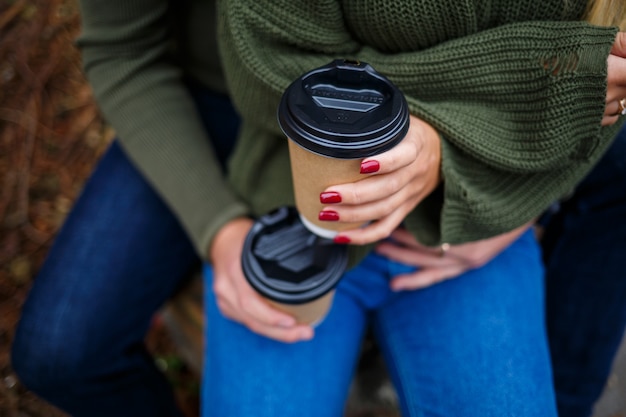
208;217;254;263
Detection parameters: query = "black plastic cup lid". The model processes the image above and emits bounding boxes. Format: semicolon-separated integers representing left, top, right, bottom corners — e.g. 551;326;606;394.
241;206;348;305
278;59;409;159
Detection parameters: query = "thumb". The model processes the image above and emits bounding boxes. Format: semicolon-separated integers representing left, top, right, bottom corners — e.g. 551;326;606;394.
611;32;626;58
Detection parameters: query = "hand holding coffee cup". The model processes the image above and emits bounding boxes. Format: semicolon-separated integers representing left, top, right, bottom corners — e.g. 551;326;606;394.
210;216;315;343
240;60;432;329
278;59;412;240
241;207;347;327
318;114;442;246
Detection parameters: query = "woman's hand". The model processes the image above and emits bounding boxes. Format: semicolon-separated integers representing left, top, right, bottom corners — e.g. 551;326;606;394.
603;32;626;126
209;217;314;342
322;114;441;245
375;221;534;290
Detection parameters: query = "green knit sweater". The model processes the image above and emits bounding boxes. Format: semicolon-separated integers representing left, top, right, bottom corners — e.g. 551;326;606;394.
77;0;248;258
218;0;622;263
78;0;622;263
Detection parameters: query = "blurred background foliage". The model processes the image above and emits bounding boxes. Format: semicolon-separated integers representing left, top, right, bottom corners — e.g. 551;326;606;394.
0;1;199;416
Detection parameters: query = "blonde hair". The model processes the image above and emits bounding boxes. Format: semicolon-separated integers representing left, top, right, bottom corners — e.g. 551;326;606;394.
584;0;626;29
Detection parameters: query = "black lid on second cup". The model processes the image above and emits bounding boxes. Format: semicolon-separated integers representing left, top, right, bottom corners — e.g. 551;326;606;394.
278;59;409;159
242;206;347;305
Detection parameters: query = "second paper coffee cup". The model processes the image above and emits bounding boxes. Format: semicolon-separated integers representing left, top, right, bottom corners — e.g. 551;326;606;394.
241;206;347;326
278;59;409;238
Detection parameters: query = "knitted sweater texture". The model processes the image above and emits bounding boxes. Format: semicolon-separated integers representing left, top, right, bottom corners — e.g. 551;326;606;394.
78;0;622;261
77;0;248;258
218;0;622;263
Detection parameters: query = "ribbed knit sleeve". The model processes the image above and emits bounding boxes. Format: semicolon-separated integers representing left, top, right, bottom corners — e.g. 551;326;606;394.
77;0;248;258
219;0;623;246
357;22;623;243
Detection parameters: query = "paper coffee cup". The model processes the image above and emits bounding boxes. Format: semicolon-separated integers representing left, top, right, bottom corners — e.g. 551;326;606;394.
278;59;409;238
241;206;347;326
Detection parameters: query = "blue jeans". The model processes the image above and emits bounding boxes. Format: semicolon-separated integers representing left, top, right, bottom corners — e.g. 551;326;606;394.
11;75;626;416
202;229;558;417
11;86;239;417
541;127;626;417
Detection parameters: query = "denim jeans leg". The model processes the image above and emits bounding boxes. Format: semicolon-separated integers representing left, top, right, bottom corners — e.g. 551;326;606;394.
201;264;369;417
542;128;626;417
11;141;198;417
201;230;556;417
373;230;558;417
12;85;241;416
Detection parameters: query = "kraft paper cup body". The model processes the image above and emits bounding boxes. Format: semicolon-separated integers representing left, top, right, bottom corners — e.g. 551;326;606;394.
267;290;335;327
241;207;347;326
278;59;409;238
287;140;364;238
240;61;408;324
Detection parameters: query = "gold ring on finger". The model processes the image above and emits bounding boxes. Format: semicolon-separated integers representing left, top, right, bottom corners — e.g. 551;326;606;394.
618;98;626;116
438;243;450;258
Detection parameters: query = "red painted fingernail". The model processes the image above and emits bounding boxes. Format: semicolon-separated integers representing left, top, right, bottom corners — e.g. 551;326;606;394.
320;191;342;204
333;235;351;244
360;160;380;174
319;210;339;221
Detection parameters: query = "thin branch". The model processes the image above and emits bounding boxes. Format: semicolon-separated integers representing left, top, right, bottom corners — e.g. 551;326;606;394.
0;0;28;32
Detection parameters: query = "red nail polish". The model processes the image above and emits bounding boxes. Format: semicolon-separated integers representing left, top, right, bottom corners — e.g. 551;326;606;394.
320;191;342;204
333;235;351;244
318;210;339;221
360;160;380;174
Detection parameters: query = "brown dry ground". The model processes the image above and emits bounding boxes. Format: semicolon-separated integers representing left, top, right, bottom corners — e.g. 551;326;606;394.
0;1;200;416
5;3;621;417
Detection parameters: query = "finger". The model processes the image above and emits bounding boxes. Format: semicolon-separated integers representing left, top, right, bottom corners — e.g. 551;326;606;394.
213;269;300;328
232;281;313;341
611;32;626;58
359;134;420;175
335;202;414;244
219;302;314;343
215;281;314;343
235;282;300;328
375;240;457;267
606;87;626;104
322;184;418;228
602;100;622;126
244;320;315;343
390;264;466;291
602;114;620;126
325;159;421;207
212;275;242;319
605;100;620;115
606;55;626;102
385;227;425;248
359;113;439;178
